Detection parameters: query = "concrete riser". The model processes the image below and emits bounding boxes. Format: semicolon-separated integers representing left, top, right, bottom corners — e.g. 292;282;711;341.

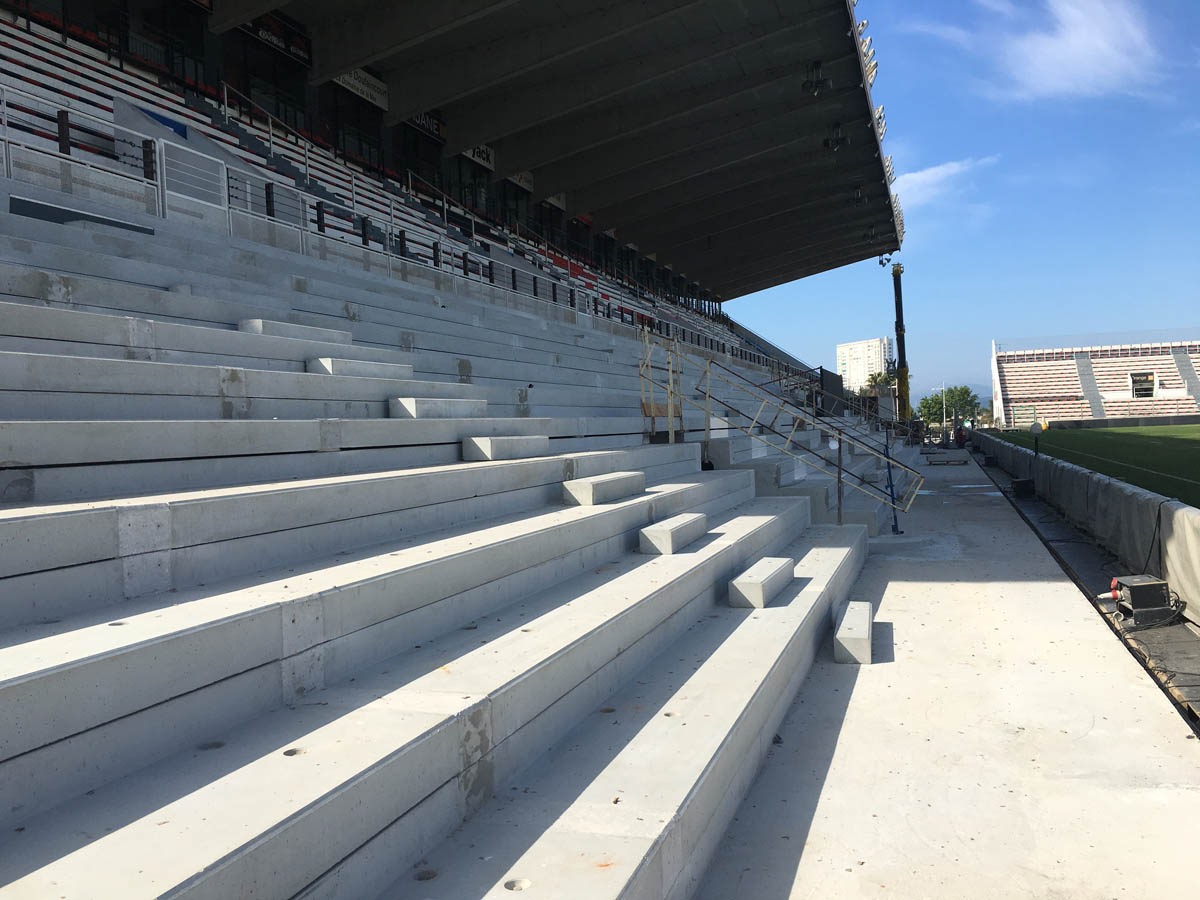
0;488;789;893
0;449;702;628
289;501;812;900
664;530;868;900
0;472;756;825
0;199;828;899
402;523;863;900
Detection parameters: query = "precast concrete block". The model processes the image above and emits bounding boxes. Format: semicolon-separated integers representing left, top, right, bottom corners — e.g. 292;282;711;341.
729;557;795;608
389;397;488;419
834;599;873;664
306;358;414;378
462;435;551;461
639;512;709;555
239;319;352;344
562;471;645;506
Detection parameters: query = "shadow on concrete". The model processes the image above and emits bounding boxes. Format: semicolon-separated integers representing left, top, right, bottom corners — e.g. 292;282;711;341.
693;639;861;899
871;620;895;664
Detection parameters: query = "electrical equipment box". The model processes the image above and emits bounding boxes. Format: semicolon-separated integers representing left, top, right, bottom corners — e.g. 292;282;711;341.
1012;478;1034;498
1113;575;1174;627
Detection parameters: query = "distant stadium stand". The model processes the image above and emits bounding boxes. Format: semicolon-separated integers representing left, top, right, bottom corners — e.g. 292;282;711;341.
992;335;1200;427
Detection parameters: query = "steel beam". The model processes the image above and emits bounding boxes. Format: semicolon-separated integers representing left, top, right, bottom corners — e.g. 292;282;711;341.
711;243;897;298
648;195;892;262
491;64;799;179
620;175;881;249
310;0;523;84
589;150;876;229
383;0;703;126
567;117;870;216
665;219;889;278
534;88;858;199
440;19;827;154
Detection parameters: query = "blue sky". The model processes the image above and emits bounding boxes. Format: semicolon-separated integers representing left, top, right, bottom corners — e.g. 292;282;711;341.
729;0;1200;404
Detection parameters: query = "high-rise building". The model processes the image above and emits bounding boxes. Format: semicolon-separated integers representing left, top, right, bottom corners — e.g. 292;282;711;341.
836;337;893;392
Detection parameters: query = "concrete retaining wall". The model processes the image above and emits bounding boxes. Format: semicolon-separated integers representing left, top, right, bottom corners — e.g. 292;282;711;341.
972;430;1200;623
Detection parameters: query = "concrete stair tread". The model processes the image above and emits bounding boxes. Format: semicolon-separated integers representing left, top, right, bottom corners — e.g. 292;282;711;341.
389;397;487;419
0;299;415;370
307;358;415;378
0;443;699;587
401;524;868;900
0;472;753;766
0;499;802;898
238;318;352;343
0;417;558;469
0;350;486;402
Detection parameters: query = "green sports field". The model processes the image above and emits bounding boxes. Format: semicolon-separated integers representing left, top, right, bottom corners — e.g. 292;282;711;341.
993;424;1200;507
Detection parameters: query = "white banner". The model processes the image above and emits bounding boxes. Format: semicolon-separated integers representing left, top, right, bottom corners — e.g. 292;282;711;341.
462;144;495;171
334;69;389;111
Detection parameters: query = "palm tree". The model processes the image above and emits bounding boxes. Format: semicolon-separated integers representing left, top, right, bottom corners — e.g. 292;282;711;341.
865;371;895;397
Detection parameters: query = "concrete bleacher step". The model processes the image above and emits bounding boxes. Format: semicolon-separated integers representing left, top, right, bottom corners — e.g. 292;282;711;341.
0;488;786;898
0;227;767;393
834;599;874;664
0;351;485;420
562;471;645;506
0;417;558;504
0;251;770;421
0;298;415;374
306;357;414;378
729;555;795;608
0;470;755;825
238;318;352;344
810;487;894;536
404;523;867;900
461;434;550;461
0;443;701;626
389;397;488;418
639;511;709;555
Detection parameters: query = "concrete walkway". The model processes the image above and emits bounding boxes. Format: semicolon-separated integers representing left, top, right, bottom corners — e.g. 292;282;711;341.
698;458;1200;900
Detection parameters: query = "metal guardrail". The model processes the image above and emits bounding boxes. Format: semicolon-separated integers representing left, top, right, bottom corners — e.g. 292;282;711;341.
0;81;833;390
638;332;924;518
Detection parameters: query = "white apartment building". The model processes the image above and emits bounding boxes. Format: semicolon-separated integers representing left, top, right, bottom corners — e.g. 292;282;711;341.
836;337;893;392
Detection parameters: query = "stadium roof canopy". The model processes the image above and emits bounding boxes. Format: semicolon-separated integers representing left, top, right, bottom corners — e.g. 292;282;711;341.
212;0;903;300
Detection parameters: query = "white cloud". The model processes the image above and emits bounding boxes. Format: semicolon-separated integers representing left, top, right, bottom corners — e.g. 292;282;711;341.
992;0;1160;100
896;21;972;48
894;1;1161;101
973;0;1018;16
893;156;999;210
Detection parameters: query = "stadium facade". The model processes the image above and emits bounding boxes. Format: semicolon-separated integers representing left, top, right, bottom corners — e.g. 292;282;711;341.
992;337;1200;428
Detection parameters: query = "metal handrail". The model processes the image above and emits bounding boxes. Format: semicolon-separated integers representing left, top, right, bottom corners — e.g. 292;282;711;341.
638;332;924;515
216;83;742;338
0;82;800;381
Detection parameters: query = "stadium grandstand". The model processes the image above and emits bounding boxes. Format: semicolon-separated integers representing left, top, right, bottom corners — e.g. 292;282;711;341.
992;333;1200;428
0;1;924;897
4;2;1196;899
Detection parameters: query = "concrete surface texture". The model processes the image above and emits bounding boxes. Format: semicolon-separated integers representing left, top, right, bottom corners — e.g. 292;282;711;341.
697;459;1200;900
0;192;916;898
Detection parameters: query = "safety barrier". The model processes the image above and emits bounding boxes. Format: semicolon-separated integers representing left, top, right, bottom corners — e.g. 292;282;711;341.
972;430;1200;625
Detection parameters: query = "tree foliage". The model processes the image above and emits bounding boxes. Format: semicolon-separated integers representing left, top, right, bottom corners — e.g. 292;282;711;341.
917;385;980;424
864;371;895;396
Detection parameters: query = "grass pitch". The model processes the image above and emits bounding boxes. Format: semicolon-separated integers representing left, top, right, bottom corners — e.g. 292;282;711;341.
994;424;1200;507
